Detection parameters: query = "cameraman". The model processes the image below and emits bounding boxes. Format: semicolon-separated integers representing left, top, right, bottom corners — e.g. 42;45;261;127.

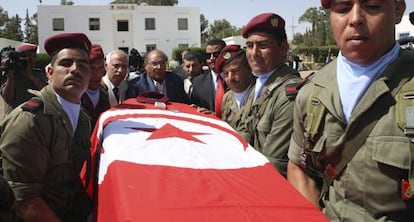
0;43;47;116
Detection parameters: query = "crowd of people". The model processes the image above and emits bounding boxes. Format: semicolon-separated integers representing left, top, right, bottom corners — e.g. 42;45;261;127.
0;0;414;221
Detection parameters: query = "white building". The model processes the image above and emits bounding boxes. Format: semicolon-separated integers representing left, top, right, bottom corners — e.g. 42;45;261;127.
222;35;246;49
396;14;414;40
37;4;200;58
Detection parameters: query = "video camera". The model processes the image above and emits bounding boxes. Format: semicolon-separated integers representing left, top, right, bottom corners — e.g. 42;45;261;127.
0;46;28;72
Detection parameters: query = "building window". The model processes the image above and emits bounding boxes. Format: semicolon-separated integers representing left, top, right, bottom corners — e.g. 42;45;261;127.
53;18;64;31
178;44;189;49
118;20;129;32
89;18;100;31
146;44;156;52
145;18;156;30
177;18;188;30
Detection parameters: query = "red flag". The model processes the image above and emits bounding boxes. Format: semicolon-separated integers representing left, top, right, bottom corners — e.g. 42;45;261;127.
82;99;327;222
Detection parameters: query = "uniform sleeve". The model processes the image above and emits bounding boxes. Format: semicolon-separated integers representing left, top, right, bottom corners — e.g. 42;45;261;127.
260;87;295;177
287;84;309;165
0;110;51;201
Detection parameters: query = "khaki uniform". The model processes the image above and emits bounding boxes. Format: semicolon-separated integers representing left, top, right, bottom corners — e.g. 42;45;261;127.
221;83;254;130
0;69;47;116
237;64;300;177
288;50;414;221
0;85;92;222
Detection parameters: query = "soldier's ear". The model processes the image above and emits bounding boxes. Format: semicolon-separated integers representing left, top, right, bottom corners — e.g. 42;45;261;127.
395;0;406;24
45;63;53;80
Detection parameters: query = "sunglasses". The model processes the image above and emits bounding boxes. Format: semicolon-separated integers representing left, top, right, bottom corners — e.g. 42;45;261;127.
206;51;220;58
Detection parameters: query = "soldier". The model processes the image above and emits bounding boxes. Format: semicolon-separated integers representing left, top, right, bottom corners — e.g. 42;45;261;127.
236;13;300;177
215;44;255;130
287;0;414;220
81;44;110;128
0;33;93;221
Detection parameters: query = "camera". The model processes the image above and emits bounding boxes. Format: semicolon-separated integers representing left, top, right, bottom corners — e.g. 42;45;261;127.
0;46;28;71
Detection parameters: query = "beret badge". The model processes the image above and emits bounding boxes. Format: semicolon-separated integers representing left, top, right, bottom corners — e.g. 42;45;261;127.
270;17;279;28
223;52;232;60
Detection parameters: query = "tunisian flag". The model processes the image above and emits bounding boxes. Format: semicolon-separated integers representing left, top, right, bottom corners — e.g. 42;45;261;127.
82;99;327;222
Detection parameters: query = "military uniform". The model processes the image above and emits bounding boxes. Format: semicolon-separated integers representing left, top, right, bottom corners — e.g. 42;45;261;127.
221;82;254;130
0;68;47;116
0;85;92;222
288;50;414;221
237;64;300;177
81;86;110;129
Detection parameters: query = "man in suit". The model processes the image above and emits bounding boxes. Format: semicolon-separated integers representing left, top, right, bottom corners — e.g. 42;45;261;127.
182;51;204;96
127;49;189;104
190;39;227;117
101;50;129;107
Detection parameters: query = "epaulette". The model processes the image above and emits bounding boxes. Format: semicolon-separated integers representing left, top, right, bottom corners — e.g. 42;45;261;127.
285;82;300;98
296;71;316;91
285;72;316;98
21;97;43;112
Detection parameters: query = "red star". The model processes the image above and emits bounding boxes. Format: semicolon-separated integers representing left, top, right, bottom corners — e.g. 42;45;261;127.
129;123;208;143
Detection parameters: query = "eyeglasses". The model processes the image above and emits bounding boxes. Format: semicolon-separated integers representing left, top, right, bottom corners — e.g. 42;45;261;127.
206;51;220;58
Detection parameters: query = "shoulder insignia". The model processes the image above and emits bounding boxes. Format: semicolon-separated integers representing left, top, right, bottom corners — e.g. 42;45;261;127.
285;83;300;98
21;97;43;112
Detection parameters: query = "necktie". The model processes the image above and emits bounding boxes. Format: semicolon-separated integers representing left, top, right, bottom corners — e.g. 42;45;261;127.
113;87;120;102
215;74;225;118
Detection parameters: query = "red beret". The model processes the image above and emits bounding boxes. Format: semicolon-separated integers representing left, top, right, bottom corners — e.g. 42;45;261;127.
321;0;331;9
242;13;286;39
44;33;91;56
89;44;104;61
18;43;37;52
215;44;243;74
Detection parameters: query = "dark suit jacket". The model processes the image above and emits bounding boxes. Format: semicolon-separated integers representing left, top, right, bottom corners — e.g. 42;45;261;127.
127;72;189;104
190;70;227;111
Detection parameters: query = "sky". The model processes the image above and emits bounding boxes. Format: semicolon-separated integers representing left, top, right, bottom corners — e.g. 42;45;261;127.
1;0;414;39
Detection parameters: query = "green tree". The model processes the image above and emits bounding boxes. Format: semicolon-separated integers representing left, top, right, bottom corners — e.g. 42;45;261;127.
1;14;23;41
207;19;241;40
200;14;209;45
0;7;9;35
26;12;38;44
293;7;334;46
